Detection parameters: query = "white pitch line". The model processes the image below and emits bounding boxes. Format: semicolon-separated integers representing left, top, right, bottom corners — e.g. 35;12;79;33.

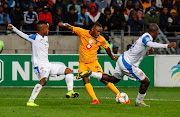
0;97;180;102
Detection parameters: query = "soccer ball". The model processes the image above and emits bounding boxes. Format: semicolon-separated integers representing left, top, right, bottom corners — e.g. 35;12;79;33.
116;92;129;104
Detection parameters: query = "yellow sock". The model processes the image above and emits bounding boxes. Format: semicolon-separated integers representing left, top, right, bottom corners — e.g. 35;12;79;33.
85;83;98;101
106;82;120;94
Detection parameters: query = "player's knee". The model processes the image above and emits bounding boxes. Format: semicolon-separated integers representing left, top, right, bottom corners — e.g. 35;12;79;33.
111;76;120;84
144;77;150;86
65;68;73;74
39;78;47;86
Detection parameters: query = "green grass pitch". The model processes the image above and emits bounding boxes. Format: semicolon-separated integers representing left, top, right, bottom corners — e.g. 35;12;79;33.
0;87;180;117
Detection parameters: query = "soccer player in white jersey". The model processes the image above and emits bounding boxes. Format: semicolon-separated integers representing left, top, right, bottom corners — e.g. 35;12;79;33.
7;21;79;106
78;23;176;106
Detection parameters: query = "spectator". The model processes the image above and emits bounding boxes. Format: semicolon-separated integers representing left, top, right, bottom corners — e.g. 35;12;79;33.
38;6;53;26
159;7;169;32
127;10;143;35
0;5;11;34
139;0;151;11
65;6;78;26
53;9;64;26
167;9;180;33
80;0;89;12
77;6;89;29
9;4;24;29
111;6;126;30
112;44;120;54
109;0;118;14
124;0;133;15
67;0;81;13
37;0;54;13
52;0;66;16
129;1;144;21
99;35;113;54
144;6;159;27
3;2;10;14
23;5;38;31
98;7;111;31
0;40;4;53
21;0;37;11
8;0;19;8
146;0;160;13
86;3;101;28
162;0;173;13
174;0;180;15
94;0;108;12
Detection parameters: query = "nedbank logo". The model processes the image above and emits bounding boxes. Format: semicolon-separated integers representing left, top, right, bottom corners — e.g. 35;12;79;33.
171;65;180;81
0;59;4;83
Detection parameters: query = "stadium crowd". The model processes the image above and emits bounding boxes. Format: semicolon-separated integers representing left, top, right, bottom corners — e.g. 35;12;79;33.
0;0;180;35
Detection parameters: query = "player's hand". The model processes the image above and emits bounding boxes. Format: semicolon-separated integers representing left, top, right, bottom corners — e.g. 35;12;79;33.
58;22;64;27
7;24;13;30
113;57;118;61
168;42;176;48
148;48;154;54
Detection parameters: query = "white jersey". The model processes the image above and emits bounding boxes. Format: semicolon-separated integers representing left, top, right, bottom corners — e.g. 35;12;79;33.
123;32;168;67
13;27;49;67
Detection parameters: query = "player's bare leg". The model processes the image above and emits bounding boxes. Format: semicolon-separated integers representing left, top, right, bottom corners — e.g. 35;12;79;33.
135;77;150;107
83;77;99;104
26;78;47;106
64;68;79;98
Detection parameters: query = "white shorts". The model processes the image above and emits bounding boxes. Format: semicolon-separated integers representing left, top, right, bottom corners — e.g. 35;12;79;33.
33;62;67;80
114;55;147;81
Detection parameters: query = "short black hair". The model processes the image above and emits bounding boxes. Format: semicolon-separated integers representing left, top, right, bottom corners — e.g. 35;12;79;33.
69;5;75;11
37;20;48;25
81;5;86;10
92;23;102;28
148;23;159;33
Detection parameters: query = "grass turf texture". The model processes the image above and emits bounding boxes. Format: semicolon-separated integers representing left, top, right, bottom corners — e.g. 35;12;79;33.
0;87;180;117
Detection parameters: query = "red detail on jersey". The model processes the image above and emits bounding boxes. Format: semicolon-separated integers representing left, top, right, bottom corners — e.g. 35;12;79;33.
40;67;44;70
86;44;92;49
140;72;144;76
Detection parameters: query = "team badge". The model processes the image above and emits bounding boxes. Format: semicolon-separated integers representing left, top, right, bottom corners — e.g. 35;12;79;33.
86;44;92;49
89;38;94;43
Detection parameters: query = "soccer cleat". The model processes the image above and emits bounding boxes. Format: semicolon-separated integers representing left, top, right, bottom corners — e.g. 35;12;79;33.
26;101;39;107
90;100;100;104
66;90;79;98
135;101;150;107
76;69;92;79
126;100;130;104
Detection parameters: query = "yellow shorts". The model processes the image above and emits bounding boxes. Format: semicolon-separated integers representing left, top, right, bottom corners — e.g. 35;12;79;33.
79;60;103;73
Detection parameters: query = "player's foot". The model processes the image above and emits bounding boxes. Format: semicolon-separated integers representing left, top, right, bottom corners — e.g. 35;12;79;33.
90;100;100;104
66;90;79;98
76;69;92;79
126;100;130;104
135;101;150;107
26;101;39;106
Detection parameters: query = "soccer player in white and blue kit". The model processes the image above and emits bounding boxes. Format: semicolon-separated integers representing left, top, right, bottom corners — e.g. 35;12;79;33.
7;21;79;106
80;23;176;106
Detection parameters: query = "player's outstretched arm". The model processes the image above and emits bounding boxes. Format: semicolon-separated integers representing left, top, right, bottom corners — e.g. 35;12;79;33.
7;24;33;42
105;47;118;61
58;22;73;30
146;41;176;48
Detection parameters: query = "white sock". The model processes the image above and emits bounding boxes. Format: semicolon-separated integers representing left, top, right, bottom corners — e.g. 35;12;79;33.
136;92;146;103
90;72;102;80
65;74;73;91
29;84;43;101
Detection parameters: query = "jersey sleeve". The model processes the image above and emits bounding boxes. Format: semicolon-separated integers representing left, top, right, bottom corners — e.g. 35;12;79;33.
12;26;35;42
146;41;168;48
142;35;152;46
100;37;108;49
72;27;85;36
